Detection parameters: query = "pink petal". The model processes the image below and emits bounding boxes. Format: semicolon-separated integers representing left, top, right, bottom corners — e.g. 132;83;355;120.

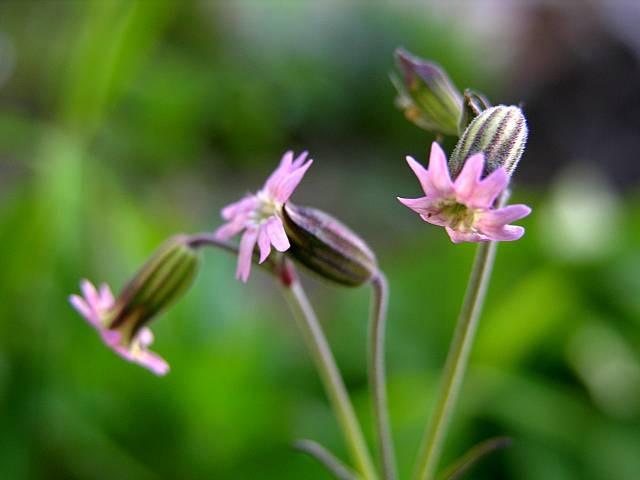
477;204;532;228
135;349;170;376
427;142;454;195
236;228;258;282
101;329;123;348
397;196;431;214
292;151;309;168
453;153;484;204
397;196;441;216
419;212;450;227
81;279;100;310
215;218;247;240
69;294;95;325
469;167;509;208
398;196;453;226
99;283;115;308
105;329;170;375
405;155;433;194
110;342;133;362
483;225;525;242
221;196;258;221
257;226;272;263
264;150;295;192
265;216;290;252
445;227;488;243
137;327;154;347
273;160;312;203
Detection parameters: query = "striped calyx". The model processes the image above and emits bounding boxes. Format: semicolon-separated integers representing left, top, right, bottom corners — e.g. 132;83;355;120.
392;48;463;136
282;203;377;287
449;105;528;178
109;235;200;341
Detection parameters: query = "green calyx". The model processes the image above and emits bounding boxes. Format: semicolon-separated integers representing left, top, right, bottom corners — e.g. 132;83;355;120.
282;203;377;287
450;105;528;179
109;234;200;341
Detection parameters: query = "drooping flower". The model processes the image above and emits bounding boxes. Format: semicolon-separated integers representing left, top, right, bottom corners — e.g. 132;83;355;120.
215;150;313;282
68;235;200;376
69;280;170;375
398;142;531;243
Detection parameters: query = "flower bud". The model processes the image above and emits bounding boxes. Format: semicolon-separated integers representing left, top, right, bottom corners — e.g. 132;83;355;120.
449;105;528;178
282;204;377;287
109;234;200;341
457;88;492;135
391;48;463;136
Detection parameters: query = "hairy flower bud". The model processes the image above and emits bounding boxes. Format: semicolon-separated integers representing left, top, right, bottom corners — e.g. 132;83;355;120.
391;48;463;136
109;234;200;340
449;105;528;178
282;204;377;287
457;88;492;135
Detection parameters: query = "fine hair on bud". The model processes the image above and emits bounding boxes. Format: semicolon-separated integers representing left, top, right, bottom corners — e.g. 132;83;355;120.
282;204;378;287
449;105;528;179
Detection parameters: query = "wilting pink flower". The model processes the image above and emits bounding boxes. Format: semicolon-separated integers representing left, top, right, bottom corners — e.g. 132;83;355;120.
69;280;169;376
216;150;313;282
398;142;531;243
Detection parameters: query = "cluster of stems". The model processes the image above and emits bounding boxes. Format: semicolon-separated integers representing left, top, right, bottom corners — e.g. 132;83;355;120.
185;220;499;480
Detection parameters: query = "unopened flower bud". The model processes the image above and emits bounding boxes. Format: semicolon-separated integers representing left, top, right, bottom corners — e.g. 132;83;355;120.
449;105;528;178
391;48;463;136
457;88;492;135
282;204;377;287
109;234;200;340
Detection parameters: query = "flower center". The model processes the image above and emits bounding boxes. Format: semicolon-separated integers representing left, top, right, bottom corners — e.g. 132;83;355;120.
439;200;479;232
250;190;282;225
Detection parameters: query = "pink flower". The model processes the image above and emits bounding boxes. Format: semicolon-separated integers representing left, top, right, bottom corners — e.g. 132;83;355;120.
398;142;531;243
215;150;313;282
69;279;169;376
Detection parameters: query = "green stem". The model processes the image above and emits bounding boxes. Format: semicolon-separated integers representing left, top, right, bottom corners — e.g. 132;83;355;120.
187;233;276;269
413;240;498;480
294;439;359;480
437;436;511;480
281;263;378;480
369;272;397;480
188;235;376;477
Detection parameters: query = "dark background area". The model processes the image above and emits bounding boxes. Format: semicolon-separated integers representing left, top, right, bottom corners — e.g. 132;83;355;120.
1;1;639;479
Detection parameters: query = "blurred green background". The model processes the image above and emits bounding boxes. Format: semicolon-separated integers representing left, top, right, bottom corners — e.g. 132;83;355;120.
1;1;640;479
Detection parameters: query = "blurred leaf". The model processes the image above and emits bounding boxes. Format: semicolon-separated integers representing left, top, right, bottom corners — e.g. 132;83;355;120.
474;268;578;366
61;0;176;136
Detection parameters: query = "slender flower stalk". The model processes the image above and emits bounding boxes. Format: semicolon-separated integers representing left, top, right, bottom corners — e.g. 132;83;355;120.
294;439;359;480
413;233;499;480
369;272;397;480
187;232;277;273
280;261;378;480
437;436;512;480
